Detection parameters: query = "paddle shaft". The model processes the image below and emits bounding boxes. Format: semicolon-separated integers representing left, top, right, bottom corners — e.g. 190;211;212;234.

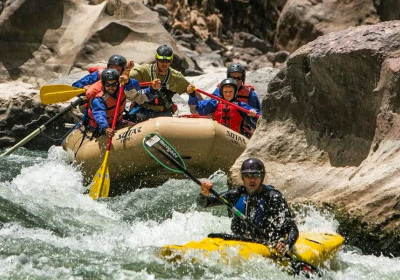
106;83;125;150
195;88;260;118
1;97;85;157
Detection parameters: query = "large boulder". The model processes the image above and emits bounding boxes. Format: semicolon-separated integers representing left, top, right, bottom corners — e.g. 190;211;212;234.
231;21;400;255
275;0;380;52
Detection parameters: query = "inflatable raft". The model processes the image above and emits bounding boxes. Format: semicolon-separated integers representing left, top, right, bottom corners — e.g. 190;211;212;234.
161;232;344;272
62;116;248;187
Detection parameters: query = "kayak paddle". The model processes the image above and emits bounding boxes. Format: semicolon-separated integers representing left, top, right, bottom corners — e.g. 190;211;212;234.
89;83;125;199
143;132;319;276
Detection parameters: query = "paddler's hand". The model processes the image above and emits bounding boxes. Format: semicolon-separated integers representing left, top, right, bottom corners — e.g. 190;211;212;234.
151;79;161;90
119;74;129;84
200;180;213;196
186;83;196;95
104;127;115;138
247;109;258;117
275;241;289;256
122;60;134;76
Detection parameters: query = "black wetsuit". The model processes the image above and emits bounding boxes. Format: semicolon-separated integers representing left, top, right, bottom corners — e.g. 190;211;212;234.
197;184;299;248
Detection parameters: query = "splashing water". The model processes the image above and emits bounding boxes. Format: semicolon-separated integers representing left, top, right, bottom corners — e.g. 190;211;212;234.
0;147;399;279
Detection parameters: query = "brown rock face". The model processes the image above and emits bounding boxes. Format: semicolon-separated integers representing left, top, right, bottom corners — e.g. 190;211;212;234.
231;21;400;255
275;0;380;52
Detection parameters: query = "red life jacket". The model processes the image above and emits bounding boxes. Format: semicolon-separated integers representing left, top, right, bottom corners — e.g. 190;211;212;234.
212;102;243;133
236;85;253;104
87;90;126;129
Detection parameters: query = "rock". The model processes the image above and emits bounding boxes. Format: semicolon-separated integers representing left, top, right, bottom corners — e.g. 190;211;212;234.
230;21;400;256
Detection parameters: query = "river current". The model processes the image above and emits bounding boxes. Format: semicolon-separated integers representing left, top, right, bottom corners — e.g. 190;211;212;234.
0;147;399;279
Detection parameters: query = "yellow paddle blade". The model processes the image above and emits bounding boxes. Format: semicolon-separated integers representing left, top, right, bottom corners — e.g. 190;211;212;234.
40;84;86;105
89;151;110;199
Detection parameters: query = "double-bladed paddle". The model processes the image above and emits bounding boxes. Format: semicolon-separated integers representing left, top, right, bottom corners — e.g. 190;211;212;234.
88;83;125;199
143;132;319;276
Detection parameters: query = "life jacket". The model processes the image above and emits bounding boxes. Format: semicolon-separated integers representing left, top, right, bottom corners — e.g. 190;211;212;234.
236;85;253;104
139;64;174;111
85;81;103;101
87;90;126;129
212;102;243;133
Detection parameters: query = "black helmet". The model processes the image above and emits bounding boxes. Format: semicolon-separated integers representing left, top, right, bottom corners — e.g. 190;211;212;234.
107;54;127;71
227;63;246;83
101;68;119;85
219;78;238;100
155;44;174;61
241;158;265;175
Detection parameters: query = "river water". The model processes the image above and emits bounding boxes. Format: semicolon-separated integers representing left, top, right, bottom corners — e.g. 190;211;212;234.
0;147;399;279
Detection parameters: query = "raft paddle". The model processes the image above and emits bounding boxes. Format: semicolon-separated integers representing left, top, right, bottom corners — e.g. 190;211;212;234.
41;82;154;105
0;96;86;157
143;132;319;276
194;88;260;118
89;83;125;199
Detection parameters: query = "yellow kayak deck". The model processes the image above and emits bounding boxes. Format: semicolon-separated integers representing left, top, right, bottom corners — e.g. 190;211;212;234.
161;232;344;267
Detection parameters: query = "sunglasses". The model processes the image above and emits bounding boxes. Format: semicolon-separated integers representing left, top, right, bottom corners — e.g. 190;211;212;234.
242;173;263;179
104;82;119;87
158;59;172;63
230;76;243;81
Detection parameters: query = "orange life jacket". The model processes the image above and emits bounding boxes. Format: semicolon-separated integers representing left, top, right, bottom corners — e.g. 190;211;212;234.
212;102;243;133
87;90;126;129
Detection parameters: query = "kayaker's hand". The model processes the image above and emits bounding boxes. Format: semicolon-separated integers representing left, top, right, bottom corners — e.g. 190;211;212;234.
152;79;161;90
275;241;289;256
200;180;213;196
104;127;115;138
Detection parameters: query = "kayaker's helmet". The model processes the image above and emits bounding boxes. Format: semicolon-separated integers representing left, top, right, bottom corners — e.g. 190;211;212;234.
155;44;174;62
107;54;127;72
227;63;246;83
101;68;120;85
241;158;265;181
219;78;238;100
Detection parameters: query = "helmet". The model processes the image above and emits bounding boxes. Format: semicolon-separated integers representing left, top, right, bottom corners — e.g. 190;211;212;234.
155;44;174;61
241;158;265;175
107;54;127;71
101;68;119;85
219;78;238;100
227;63;246;83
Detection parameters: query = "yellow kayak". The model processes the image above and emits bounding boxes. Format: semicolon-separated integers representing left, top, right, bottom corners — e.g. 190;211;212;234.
161;231;344;270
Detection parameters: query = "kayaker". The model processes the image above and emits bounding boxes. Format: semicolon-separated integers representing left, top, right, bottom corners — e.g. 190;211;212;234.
197;158;299;256
188;78;260;136
126;44;198;122
212;63;261;137
85;68;145;138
